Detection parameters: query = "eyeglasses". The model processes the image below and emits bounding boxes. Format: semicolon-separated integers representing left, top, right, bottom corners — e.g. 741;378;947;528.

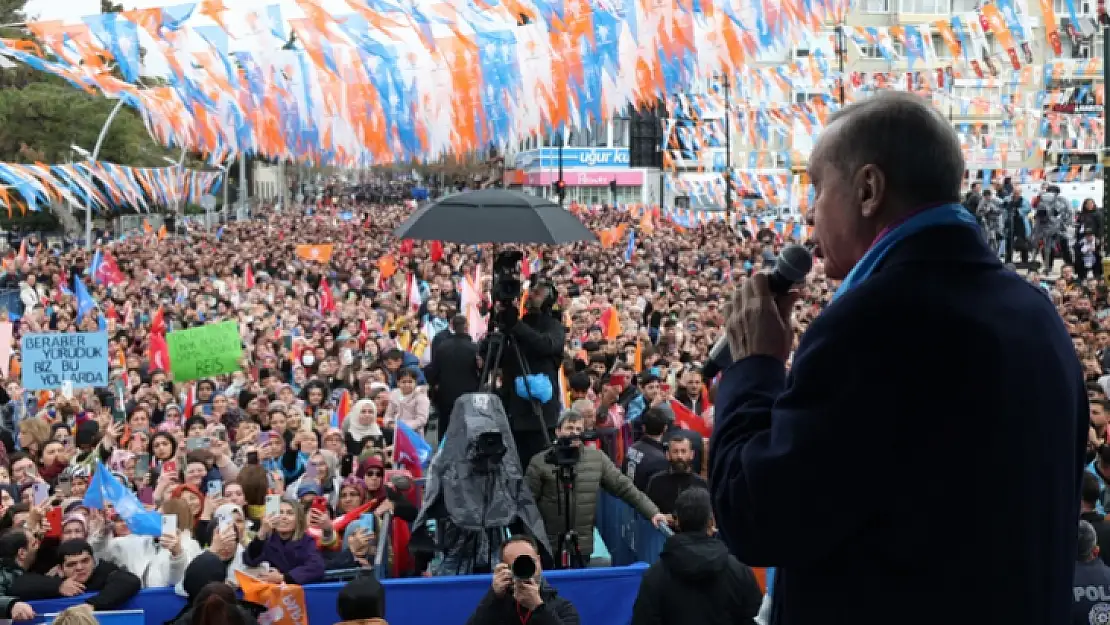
365;470;384;478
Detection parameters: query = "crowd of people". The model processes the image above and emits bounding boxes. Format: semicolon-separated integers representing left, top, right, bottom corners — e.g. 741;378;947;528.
0;187;1100;625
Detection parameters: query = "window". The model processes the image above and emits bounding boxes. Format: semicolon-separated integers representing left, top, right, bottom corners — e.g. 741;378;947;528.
950;0;979;10
931;34;954;58
859;43;885;59
1057;0;1096;15
900;0;949;13
863;0;891;11
793;44;811;58
793;91;828;104
611;118;630;148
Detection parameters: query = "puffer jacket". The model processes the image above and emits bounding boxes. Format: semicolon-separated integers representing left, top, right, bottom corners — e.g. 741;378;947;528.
526;445;659;558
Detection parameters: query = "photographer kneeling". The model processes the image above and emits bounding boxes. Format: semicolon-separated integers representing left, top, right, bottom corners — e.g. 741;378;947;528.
526;410;666;569
465;535;580;625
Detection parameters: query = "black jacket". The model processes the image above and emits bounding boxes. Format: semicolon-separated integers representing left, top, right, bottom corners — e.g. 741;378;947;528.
631;533;762;625
482;311;565;431
464;580;580;625
1078;208;1104;240
624;437;668;493
425;332;481;422
644;471;708;515
1073;558;1110;625
711;225;1086;625
81;561;143;610
1082;511;1110;567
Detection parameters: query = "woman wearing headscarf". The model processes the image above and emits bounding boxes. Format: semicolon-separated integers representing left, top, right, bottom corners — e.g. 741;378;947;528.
343;400;383;457
284;451;342;509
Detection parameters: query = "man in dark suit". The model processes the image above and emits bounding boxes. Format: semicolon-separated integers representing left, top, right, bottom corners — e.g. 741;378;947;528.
709;92;1086;625
424;315;480;435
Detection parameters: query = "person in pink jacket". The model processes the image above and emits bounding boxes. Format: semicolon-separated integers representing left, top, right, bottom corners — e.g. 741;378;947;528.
382;368;430;438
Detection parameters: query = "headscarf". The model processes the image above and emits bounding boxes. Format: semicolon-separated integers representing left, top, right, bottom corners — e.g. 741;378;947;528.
62;512;89;538
357;456;388;501
339;475;367;505
343;399;382;442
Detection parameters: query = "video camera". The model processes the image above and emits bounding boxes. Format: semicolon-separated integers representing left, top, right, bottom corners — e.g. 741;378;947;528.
545;431;598;468
491;250;524;306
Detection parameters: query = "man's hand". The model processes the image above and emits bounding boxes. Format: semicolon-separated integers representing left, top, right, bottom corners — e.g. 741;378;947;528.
725;271;799;362
59;578;85;597
651;513;670;529
261;570;285;584
513;579;544;611
9;602;35;620
491;563;513;597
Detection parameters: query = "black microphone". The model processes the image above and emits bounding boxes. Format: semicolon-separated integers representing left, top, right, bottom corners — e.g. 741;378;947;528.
704;244;813;378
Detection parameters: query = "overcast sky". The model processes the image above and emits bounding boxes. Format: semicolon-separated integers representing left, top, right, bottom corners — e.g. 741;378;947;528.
22;0;346;24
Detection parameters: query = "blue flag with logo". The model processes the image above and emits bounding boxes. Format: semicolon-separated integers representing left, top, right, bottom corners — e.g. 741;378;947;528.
73;276;96;322
83;462;162;536
396;419;433;468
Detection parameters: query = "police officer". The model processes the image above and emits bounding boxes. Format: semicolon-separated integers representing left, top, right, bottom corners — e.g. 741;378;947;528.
1073;520;1110;625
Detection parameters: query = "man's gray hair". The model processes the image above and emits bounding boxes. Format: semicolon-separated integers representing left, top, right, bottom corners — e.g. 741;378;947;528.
570;399;595;414
556;409;583;427
1080;520;1099;561
822;92;964;206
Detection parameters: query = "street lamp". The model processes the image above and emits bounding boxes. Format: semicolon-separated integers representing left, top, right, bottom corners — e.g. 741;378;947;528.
215;163;230;225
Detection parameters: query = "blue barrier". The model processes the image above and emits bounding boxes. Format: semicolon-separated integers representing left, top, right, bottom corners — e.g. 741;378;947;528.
596;491;669;566
28;564;648;625
0;288;22;320
41;610;144;625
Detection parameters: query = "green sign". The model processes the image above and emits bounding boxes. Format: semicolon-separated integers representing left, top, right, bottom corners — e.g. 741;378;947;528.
166;321;243;382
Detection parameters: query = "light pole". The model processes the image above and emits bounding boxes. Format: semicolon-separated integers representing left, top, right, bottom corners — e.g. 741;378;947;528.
71;97;128;251
216;163;230;226
161;145;187;233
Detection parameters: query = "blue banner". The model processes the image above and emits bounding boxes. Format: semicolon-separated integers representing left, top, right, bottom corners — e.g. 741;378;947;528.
29;564;648;625
20;331;109;390
515;147;631;170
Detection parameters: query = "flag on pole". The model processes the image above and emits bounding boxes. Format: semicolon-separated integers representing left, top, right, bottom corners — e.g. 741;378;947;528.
83;462;162;536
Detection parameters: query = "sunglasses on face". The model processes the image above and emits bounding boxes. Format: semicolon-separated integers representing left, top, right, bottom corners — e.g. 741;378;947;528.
365;470;384;478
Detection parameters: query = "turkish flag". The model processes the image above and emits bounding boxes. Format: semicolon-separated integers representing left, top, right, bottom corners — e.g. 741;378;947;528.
429;240;444;263
670;399;711;438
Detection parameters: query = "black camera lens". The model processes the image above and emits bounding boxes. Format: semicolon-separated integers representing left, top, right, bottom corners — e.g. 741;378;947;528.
511;554;536;580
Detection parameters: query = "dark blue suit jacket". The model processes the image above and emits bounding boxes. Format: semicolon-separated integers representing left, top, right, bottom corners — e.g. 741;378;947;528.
710;225;1087;625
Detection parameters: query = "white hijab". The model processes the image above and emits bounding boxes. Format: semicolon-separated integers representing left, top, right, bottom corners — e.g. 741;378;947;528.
343;399;382;441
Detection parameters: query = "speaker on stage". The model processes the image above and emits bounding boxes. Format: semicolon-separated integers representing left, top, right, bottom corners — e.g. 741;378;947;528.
629;100;666;169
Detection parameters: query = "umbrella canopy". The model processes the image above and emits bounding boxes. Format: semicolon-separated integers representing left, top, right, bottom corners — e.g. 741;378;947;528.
392;189;598;245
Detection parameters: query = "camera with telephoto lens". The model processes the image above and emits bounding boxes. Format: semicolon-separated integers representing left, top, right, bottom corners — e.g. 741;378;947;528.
511;554;536;580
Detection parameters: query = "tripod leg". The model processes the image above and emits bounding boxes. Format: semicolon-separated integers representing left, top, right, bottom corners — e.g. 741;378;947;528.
508;340;552;448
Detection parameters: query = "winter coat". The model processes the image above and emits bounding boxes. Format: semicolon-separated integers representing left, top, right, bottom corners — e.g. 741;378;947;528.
464;580;579;625
242;533;325;585
630;533;762;625
382;389;430;436
526;445;659;558
145;531;205;589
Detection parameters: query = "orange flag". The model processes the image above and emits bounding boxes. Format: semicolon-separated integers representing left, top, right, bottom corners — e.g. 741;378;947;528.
235;572;308;625
157;225;167;241
377;254;398;279
295;244;334;263
601;306;621;340
142;220;153;235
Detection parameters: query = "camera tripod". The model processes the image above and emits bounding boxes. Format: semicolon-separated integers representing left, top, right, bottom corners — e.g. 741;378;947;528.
554;462;585;569
478;320;552;448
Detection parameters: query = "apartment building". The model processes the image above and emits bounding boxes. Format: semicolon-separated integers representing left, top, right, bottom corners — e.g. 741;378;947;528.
753;0;1103;183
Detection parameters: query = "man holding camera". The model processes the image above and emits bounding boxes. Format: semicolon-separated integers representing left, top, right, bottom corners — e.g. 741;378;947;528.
483;280;565;468
525;410;666;568
465;535;580;625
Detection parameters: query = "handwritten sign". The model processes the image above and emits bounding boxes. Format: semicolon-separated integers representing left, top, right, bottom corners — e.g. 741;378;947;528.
21;331;109;390
166;321;242;382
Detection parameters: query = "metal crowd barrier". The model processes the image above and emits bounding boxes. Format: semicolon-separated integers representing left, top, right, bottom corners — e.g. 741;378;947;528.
595;491;671;566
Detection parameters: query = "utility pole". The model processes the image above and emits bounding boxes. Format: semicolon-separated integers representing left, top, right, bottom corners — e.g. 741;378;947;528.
724;73;732;217
557;127;565;208
835;24;846;104
1103;28;1109;252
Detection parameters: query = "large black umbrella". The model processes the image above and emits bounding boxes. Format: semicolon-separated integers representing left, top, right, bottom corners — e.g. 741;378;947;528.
392;189;598;245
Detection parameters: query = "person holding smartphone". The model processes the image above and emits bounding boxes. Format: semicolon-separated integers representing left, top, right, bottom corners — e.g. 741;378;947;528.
242;499;325;585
